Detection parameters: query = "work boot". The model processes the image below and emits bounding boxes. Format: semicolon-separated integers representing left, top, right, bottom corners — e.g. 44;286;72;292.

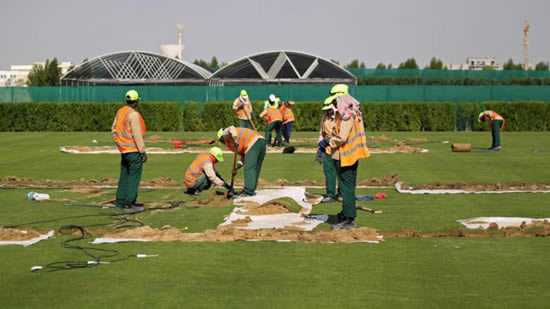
337;196;343;202
236;191;254;199
321;196;337;203
118;205;145;213
331;218;356;230
490;145;502;151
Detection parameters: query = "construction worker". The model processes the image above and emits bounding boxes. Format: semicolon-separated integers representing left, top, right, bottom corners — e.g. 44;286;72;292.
232;89;254;129
321;87;369;230
217;126;266;197
111;90;147;212
259;94;283;147
184;147;231;194
478;110;505;151
279;100;295;145
318;104;341;203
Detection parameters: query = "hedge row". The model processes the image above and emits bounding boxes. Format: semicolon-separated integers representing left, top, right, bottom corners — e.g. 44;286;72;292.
0;102;182;131
358;76;550;86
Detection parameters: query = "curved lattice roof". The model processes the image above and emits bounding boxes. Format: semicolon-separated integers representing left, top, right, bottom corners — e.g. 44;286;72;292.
208;50;356;85
61;51;211;85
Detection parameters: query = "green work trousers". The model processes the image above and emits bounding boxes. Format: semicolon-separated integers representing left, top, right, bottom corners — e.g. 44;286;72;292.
243;138;266;195
187;172;212;193
238;119;253;129
116;152;143;208
333;160;358;219
265;120;282;146
491;119;503;147
323;152;338;199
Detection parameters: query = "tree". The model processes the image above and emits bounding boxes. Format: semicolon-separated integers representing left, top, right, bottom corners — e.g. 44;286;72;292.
376;63;386;69
502;58;523;70
535;61;549;70
398;58;419;69
209;56;219;68
193;59;210;70
27;58;62;86
424;57;444;70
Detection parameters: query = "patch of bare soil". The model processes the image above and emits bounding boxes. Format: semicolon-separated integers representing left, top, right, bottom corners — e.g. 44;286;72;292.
374;135;397;143
145;135;173;143
400;182;550;192
358;173;400;186
186;193;233;208
389;142;424;153
229;216;252;227
67;186;104;194
403;138;428;144
236;202;292;215
100;226;381;243
0;227;42;240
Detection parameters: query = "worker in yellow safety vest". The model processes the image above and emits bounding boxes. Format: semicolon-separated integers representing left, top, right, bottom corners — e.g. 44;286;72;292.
217;126;266;198
111;90;147;212
478;110;505;151
259;94;283;146
184;147;231;194
320;84;369;229
232;89;254;129
278;100;295;145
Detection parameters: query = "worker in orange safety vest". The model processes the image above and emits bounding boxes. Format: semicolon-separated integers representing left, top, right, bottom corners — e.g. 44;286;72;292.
478;110;505;151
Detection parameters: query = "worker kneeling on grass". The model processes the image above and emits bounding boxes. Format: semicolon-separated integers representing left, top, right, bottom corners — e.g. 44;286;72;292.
184;147;231;195
217;126;266;198
260;94;283;147
321;87;370;230
478;110;505;151
112;90;147;212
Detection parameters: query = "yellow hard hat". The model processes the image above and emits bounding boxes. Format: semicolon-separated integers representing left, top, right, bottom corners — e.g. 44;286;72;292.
217;128;224;140
324;84;349;105
210;147;224;162
478;112;484;122
240;89;248;97
125;90;140;101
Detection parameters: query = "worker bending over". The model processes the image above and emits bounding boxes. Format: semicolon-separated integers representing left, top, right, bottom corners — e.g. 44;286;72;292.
259;94;283;147
279;100;295;145
478;110;505;151
233;89;254;129
321;86;369;230
218;126;266;198
111;90;147;212
184;147;231;195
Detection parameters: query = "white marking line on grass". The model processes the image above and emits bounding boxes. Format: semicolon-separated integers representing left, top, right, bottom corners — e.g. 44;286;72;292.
395;182;550;194
90;238;151;244
0;230;54;247
458;217;550;229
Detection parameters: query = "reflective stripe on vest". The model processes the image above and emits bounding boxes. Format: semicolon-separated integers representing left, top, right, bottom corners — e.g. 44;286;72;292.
266;107;282;124
184;153;215;186
337;115;370;167
236;99;250;119
114;106;146;153
225;128;261;155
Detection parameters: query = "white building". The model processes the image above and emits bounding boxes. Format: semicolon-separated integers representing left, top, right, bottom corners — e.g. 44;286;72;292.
448;57;502;70
0;61;73;86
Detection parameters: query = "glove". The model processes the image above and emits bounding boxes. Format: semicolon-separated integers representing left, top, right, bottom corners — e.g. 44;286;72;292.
139;152;148;163
223;182;232;190
318;139;328;149
315;148;325;164
236;161;243;169
237;104;245;110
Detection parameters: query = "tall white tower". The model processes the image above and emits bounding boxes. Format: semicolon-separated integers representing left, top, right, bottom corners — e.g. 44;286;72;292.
177;24;184;60
523;20;530;70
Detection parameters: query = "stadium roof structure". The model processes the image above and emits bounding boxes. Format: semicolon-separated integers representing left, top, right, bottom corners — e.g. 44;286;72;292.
208;50;357;85
61;51;212;86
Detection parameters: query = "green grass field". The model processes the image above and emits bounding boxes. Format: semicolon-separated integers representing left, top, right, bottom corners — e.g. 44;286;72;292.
1;131;549;308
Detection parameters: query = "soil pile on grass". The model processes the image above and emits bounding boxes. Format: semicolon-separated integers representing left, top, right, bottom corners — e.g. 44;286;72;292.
229;217;252;227
0;227;41;240
358;173;399;186
400;182;550;192
374;135;396;143
101;226;381;243
389;142;424;153
383;222;550;238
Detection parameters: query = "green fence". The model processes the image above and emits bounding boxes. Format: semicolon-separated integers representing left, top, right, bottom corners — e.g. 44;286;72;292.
347;68;550;79
2;85;550;104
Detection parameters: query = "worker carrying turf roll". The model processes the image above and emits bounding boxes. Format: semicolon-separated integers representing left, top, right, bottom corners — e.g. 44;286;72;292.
232;89;254;129
184;147;231;195
259;94;283;147
217;126;266;198
478;110;505;151
111;90;147;212
278;100;295;145
321;84;370;230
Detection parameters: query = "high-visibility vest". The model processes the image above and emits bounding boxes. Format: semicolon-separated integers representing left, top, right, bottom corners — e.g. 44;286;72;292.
113;105;146;153
184;153;216;187
279;105;295;123
335;114;370;167
264;107;283;124
236;99;251;120
482;111;505;130
225;128;262;155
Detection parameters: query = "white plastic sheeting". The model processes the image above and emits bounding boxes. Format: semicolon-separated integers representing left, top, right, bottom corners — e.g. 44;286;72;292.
0;231;54;247
91;238;151;244
457;217;550;229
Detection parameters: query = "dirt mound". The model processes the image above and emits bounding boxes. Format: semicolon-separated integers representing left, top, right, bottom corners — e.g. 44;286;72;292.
383;224;550;238
0;227;42;241
400;182;550;192
390;142;424;153
404;138;428;144
229;217;252;227
358;173;399;186
374;135;396;143
101;226;381;243
236;202;292;215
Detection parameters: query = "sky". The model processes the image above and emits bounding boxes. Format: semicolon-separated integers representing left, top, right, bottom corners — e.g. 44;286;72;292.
1;0;549;69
